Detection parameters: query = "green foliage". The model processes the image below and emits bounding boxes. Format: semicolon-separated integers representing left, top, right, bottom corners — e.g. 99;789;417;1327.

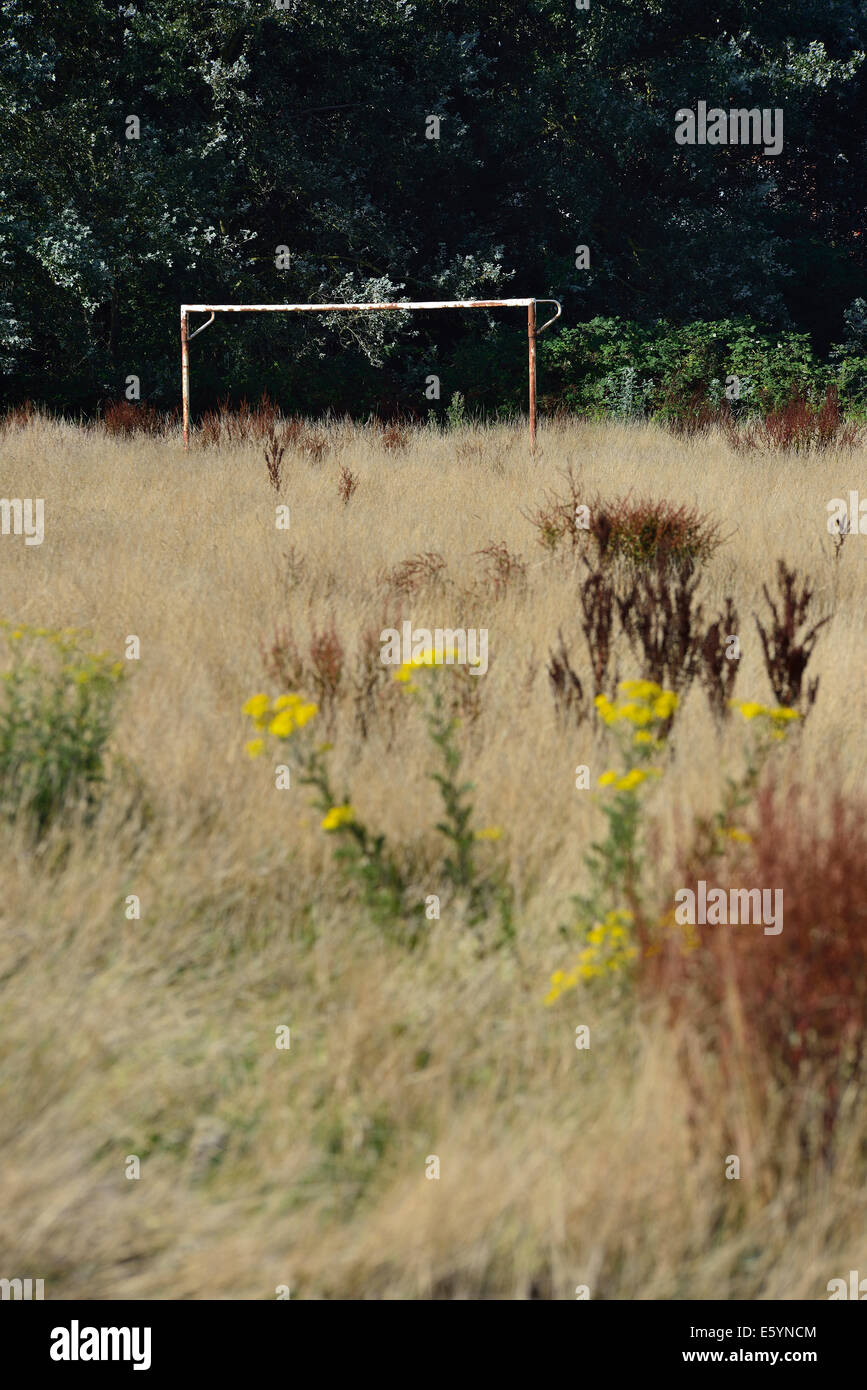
830;297;867;415
445;391;468;429
245;673;513;941
2;2;866;416
602;366;655;422
571;686;675;929
298;744;417;935
422;675;511;930
0;622;125;836
539;316;867;420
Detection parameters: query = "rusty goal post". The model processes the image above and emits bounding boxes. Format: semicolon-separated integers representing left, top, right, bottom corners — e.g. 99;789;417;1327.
180;298;561;450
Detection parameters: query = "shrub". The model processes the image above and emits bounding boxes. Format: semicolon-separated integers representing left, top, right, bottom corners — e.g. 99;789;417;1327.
102;399;168;437
1;399;37;430
697;598;740;725
645;781;867;1134
547;630;588;727
527;473;722;571
579;563;619;698
473;541;527;598
537;316;862;422
527;470;580;554
600;366;654;421
616;558;706;696
198;393;282;447
308;616;345;725
726;385;865;453
588;494;723;570
446;391;468;429
264;434;286;491
754;561;831;716
337;463;358;504
375;420;409;452
0;622;125;836
380;551;448;598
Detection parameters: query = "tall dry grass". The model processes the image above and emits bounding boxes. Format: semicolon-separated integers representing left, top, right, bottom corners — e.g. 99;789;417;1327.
0;411;865;1299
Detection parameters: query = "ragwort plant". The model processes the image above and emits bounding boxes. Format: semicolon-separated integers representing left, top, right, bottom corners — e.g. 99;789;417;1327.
546;679;677;1004
682;699;802;878
0;621;126;837
243;691;412;931
242;649;511;941
396;650;511;931
547;684;805;1006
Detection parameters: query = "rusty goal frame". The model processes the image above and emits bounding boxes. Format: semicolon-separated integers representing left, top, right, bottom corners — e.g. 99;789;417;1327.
180;298;562;450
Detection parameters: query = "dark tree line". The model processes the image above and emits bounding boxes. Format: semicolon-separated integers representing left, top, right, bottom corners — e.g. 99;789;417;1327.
1;0;865;416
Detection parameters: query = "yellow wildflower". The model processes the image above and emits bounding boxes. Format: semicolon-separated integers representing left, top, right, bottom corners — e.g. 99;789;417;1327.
618;679;662;701
652;690;679;720
615;767;659;790
291;702;317;729
545;908;638;1003
321;803;355;832
731;700;768;720
727;827;752;843
245;738;265;759
594;694;618;724
598;769;618;786
269;709;296;738
617;702;654;726
269;701;317;737
769;707;801;724
242;693;270;721
474;826;503;841
730;699;801;730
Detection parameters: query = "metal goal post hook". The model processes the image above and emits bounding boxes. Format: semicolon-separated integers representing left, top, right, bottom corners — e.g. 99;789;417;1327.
180;297;562;451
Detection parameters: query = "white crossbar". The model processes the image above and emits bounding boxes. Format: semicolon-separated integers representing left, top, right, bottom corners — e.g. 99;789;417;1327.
180;298;562;450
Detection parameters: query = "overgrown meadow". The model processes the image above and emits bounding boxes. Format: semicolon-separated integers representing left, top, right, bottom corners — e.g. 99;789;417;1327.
1;405;865;1299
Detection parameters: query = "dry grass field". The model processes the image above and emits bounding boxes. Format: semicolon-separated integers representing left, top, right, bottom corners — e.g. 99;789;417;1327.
0;411;865;1299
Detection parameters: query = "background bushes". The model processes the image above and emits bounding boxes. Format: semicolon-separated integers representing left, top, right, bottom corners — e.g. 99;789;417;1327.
2;1;866;420
539;314;867;422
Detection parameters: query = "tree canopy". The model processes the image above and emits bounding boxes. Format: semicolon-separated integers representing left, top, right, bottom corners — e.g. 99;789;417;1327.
1;0;865;414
